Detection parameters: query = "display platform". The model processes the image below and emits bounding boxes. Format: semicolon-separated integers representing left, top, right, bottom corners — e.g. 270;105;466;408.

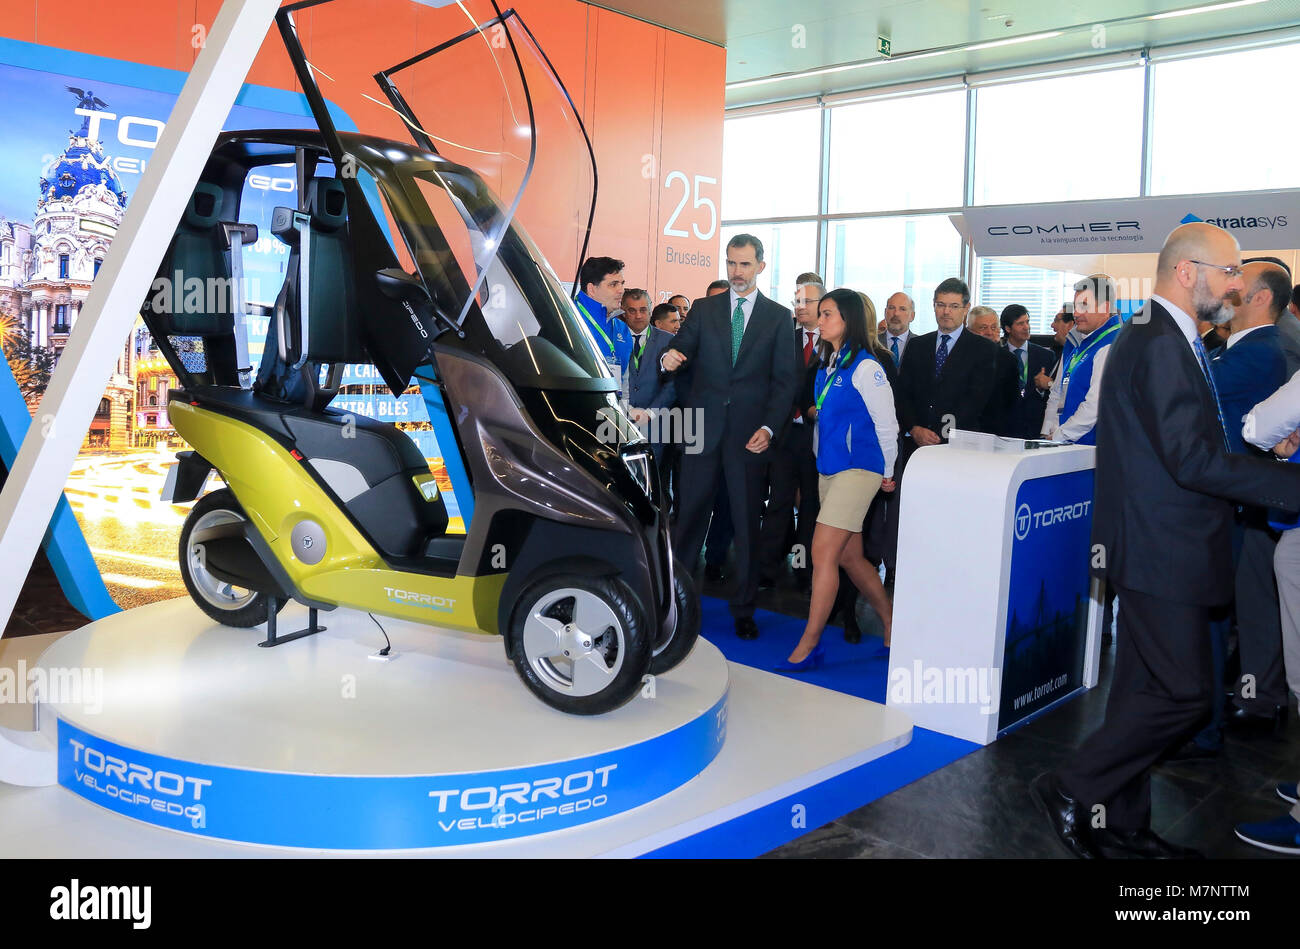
0;600;912;856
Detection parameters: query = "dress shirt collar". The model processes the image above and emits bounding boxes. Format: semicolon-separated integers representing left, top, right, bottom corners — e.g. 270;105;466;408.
888;330;909;346
938;324;963;346
1151;294;1200;349
1225;323;1268;350
729;287;757;315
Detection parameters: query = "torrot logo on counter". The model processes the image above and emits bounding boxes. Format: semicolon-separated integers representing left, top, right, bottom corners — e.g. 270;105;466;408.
1014;500;1092;541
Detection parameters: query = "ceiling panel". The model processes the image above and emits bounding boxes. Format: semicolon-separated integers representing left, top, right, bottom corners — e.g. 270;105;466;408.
584;0;1300;107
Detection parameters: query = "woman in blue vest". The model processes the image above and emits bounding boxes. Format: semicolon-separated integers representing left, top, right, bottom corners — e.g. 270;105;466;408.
779;289;898;671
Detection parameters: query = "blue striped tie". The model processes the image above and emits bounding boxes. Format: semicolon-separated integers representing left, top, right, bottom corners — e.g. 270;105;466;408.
1192;335;1232;453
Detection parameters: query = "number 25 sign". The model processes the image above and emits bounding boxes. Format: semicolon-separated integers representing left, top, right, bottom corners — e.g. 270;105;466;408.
663;172;718;241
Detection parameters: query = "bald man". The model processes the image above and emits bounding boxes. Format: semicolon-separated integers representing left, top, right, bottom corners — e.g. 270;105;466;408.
1032;223;1300;860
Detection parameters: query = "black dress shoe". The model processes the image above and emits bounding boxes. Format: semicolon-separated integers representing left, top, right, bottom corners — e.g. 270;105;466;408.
1093;827;1204;859
704;564;725;583
1225;703;1288;737
1163;739;1220;762
758;573;777;590
734;617;759;640
1030;772;1102;859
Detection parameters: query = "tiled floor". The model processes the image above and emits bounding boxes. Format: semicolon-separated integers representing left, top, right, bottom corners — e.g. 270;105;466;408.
736;569;1300;859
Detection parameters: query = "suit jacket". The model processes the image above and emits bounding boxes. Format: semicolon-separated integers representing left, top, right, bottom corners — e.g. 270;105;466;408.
879;330;913;368
1092;300;1300;606
1274;311;1300;379
779;324;822;448
1210;324;1287;456
664;290;798;457
895;328;999;438
1000;340;1055;439
627;327;677;411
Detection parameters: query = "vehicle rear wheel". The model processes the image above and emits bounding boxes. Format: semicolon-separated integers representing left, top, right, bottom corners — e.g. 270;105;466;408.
649;563;701;675
179;489;284;629
507;573;651;715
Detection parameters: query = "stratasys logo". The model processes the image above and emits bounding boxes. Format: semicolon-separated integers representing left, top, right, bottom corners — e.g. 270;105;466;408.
1181;211;1288;230
384;587;455;612
1014;500;1092;541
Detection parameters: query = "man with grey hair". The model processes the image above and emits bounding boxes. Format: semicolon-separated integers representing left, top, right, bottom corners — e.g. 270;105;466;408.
1032;222;1300;860
968;306;1019;435
759;275;824;590
1041;274;1122;444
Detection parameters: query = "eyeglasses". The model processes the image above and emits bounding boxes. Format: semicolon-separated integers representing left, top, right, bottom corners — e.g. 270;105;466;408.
934;302;967;311
1188;260;1244;278
791;299;817;308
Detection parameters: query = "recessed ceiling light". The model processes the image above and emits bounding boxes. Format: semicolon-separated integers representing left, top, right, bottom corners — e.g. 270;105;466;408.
1148;0;1267;18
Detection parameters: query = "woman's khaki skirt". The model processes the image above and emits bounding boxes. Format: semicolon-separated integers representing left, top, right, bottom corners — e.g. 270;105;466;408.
816;468;883;532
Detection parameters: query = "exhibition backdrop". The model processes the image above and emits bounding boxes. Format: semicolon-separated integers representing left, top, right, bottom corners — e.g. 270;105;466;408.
0;1;725;615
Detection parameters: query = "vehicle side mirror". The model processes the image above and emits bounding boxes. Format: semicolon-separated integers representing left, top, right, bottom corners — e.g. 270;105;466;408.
376;267;430;303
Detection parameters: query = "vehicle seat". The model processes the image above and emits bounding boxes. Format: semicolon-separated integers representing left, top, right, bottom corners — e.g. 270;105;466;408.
255;177;366;409
144;181;238;381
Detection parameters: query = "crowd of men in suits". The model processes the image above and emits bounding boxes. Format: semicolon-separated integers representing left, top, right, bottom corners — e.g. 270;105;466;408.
579;223;1300;858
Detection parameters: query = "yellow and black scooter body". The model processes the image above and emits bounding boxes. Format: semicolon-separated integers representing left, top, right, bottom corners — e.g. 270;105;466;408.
170;399;505;634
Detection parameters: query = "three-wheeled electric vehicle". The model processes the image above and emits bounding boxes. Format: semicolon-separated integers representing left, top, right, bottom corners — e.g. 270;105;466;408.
142;0;699;714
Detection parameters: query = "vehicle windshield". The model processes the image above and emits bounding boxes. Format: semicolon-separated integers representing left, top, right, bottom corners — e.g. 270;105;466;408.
276;0;609;392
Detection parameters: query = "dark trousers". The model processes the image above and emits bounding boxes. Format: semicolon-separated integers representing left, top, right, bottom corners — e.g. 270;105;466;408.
1059;583;1213;832
864;437;906;584
703;477;733;567
675;443;766;618
1233;516;1288;711
758;423;817;579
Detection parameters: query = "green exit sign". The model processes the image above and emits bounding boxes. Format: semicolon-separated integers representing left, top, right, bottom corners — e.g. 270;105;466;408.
877;35;892;57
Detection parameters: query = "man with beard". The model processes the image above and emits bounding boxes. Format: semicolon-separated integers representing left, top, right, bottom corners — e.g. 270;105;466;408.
660;234;797;639
1031;222;1300;859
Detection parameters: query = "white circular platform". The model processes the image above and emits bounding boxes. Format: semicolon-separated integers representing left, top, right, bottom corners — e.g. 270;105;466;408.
36;598;729;850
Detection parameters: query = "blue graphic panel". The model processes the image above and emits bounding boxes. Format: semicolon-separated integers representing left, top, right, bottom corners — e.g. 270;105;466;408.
58;690;727;849
999;469;1095;729
0;359;117;621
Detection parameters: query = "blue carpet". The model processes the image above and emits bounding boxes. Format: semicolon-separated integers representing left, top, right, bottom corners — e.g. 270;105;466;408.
641;595;978;857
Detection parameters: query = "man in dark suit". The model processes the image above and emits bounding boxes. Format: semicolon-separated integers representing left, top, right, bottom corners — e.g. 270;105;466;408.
660;234;798;639
1212;261;1294;735
758;276;822;591
967;306;1020;436
864;292;918;591
895;277;999;456
1000;304;1055;440
1032;223;1300;860
628;302;681;510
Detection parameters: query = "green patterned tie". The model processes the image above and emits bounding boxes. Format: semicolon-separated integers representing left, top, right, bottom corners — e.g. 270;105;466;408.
731;298;745;364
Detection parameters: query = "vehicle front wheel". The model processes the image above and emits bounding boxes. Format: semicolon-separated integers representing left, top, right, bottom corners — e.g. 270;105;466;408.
649;563;701;675
506;573;651;715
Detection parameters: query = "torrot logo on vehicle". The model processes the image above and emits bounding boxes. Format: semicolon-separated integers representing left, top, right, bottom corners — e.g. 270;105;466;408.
384;587;455;612
1014;500;1092;540
988;221;1140;236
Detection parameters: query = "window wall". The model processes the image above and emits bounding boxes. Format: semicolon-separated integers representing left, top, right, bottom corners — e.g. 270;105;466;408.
722;36;1300;327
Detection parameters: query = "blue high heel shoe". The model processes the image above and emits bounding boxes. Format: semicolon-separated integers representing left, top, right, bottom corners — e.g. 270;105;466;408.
775;643;825;672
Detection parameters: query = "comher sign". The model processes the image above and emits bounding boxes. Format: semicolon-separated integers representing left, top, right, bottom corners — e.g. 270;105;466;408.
954;189;1300;257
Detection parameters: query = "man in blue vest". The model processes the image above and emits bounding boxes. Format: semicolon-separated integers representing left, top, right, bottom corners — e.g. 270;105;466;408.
1042;274;1123;444
575;256;634;375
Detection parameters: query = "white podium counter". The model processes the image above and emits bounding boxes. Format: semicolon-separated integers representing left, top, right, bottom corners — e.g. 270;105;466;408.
887;436;1103;744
